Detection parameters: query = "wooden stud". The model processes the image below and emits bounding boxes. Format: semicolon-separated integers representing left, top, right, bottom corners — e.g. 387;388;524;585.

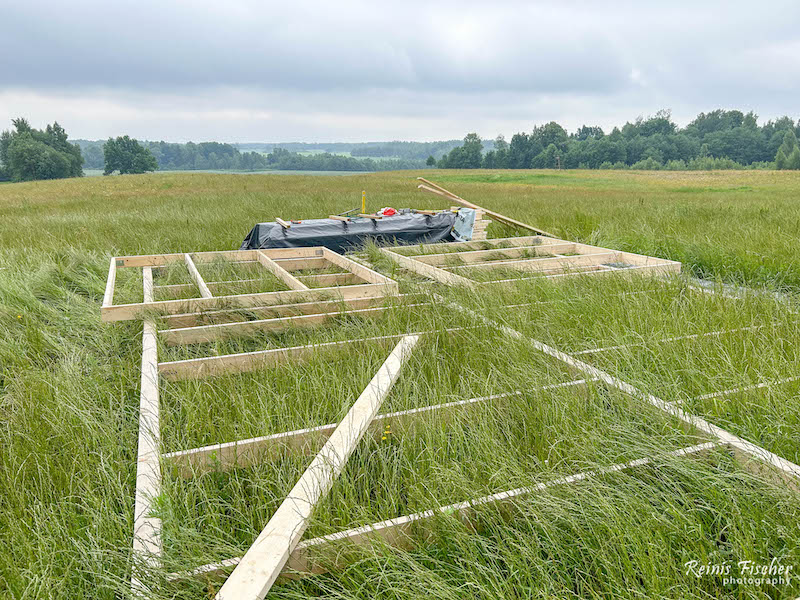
276;218;291;229
328;215;351;222
321;247;395;286
160;295;412;329
256;251;308;291
273;257;327;271
296;272;359;286
170;442;718;583
103;256;117;307
130;267;162;594
184;254;213;299
414;243;576;266
162;379;593;476
379;248;476;288
213;335;420;600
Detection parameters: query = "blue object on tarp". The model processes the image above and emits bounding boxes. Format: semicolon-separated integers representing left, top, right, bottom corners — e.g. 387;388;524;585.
451;208;476;242
241;212;459;253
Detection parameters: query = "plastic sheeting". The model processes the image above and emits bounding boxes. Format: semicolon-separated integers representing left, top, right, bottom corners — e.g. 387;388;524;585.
240;212;460;253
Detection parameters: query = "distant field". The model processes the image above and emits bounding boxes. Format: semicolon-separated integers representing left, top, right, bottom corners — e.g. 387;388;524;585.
1;169;799;599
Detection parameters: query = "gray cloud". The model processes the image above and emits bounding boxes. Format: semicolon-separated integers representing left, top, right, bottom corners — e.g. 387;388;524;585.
1;0;799;141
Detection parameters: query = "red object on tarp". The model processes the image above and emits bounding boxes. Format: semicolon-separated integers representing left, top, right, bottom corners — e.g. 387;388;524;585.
380;207;397;216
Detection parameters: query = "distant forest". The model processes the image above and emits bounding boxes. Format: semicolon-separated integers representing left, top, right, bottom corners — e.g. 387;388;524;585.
438;110;800;170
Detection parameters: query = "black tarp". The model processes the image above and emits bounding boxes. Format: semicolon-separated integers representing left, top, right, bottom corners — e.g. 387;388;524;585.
240;212;458;253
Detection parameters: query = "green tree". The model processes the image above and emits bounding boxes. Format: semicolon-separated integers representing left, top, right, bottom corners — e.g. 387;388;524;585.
0;118;83;181
775;130;800;170
425;155;436;167
103;136;159;175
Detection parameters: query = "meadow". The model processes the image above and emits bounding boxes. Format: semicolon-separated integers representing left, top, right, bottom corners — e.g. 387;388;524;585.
0;169;799;599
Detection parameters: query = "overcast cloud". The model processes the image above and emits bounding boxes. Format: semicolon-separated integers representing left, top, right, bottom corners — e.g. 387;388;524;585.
1;0;799;142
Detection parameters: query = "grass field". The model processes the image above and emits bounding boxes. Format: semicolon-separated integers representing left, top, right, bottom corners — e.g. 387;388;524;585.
1;169;799;599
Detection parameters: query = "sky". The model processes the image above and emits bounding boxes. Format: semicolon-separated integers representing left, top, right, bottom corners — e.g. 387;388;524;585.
1;0;799;143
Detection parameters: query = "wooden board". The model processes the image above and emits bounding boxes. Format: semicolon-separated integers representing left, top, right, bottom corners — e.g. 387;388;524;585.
184;254;213;298
213;335;420;600
130;267;162;594
321;247;394;285
379;248;476;288
103;256;117;307
415;243;575;266
162;379;593;477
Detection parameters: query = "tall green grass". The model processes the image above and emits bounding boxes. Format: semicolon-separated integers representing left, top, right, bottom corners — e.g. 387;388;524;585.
1;171;799;598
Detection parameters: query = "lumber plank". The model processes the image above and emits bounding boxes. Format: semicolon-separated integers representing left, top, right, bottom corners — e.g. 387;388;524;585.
171;442;718;583
357;213;382;219
257;251;308;291
214;335;420;600
276;218;291;229
159;302;428;346
159;327;468;380
379;248;476;288
417;177;556;237
273;257;327;271
160;295;408;329
415;243;575;266
103;256;117;307
130;267;162;594
328;215;351;222
295;272;359;286
446;251;621;273
321;247;395;286
184;254;213;298
390;235;553;255
101;283;397;322
163;379;593;476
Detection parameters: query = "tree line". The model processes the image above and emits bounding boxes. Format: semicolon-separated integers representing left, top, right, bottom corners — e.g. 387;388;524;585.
436;110;800;170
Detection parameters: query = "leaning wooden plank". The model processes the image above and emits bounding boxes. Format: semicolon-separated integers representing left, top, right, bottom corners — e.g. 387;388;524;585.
380;248;476;288
163;379;593;477
444;296;800;481
102;256;117;307
171;442;718;582
130;267;162;596
321;247;395;286
101;283;397;322
214;335;420;600
160;295;410;329
184;254;213;299
417;177;556;237
159;302;429;346
415;243;576;266
257;251;308;291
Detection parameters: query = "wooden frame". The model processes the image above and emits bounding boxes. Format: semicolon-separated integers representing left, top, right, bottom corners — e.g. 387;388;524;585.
101;248;398;322
380;236;680;288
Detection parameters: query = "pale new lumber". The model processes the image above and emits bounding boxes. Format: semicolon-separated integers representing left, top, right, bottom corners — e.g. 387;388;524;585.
257;251;308;291
321;247;395;286
184;254;213;299
159;302;428;346
357;213;382;219
392;235;548;255
379;248;476;288
474;261;679;286
328;215;351;222
417;177;556;237
276;217;291;229
444;296;800;481
446;251;621;273
160;295;408;329
163;379;594;476
296;272;359;286
692;375;800;401
101;283;397;322
574;325;768;356
415;243;576;266
102;256;117;307
114;248;322;269
214;335;420;600
171;442;718;583
273;257;327;271
130;267;162;594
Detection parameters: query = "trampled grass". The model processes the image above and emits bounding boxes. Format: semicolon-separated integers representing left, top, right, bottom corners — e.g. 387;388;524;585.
1;170;799;599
